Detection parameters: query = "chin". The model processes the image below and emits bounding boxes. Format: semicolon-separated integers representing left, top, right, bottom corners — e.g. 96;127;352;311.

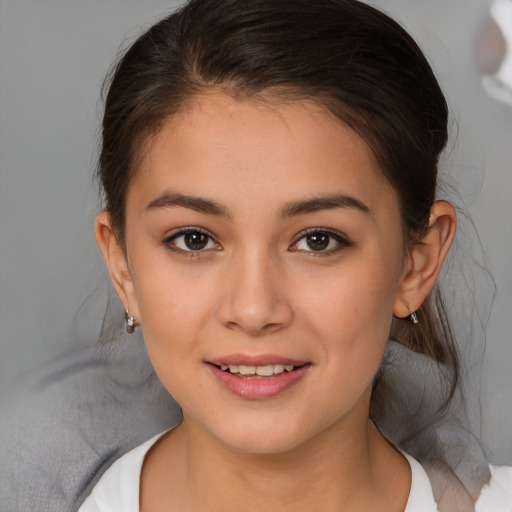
221;431;306;455
204;412;312;455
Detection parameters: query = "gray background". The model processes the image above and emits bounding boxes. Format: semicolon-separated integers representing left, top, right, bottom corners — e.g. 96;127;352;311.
1;0;511;459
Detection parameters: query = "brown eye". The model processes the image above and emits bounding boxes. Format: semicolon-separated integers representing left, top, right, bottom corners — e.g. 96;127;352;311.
184;232;209;250
167;229;218;252
306;233;329;251
291;229;350;254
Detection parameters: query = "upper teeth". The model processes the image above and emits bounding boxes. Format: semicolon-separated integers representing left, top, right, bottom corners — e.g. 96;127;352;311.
220;364;295;375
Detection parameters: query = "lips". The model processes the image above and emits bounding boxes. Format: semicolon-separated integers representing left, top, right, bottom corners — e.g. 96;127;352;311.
207;355;311;399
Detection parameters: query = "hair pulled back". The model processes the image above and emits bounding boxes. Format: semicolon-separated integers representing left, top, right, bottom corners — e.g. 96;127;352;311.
98;0;458;413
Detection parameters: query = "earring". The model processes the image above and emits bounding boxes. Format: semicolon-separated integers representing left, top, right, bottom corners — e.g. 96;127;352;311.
410;311;419;325
124;309;137;334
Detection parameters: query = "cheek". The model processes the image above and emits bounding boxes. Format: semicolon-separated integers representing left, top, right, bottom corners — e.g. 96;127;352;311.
132;264;218;406
135;270;215;345
296;265;398;414
296;259;400;339
296;254;401;376
126;244;220;362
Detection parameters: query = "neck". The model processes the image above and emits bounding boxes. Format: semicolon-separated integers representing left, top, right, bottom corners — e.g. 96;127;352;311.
141;412;410;512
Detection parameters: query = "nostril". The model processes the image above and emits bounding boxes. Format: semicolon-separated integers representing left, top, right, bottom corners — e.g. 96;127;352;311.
216;267;294;335
224;320;283;336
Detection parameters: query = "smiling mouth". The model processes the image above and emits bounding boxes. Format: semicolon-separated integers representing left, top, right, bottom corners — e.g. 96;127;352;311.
208;360;310;398
213;363;306;378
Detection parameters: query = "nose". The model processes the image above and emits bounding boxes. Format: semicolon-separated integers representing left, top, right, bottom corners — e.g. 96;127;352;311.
216;249;293;336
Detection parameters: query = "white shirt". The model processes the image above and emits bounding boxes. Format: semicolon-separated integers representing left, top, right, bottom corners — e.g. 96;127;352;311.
79;432;512;512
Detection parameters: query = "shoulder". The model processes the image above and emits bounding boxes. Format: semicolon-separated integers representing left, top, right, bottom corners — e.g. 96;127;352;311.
402;452;438;512
403;453;512;511
77;431;167;512
476;465;512;510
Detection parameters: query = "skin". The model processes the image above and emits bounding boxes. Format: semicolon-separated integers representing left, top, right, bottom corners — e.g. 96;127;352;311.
96;92;456;512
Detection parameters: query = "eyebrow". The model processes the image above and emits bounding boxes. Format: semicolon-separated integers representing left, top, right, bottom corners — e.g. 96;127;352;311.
145;191;369;219
145;192;231;218
280;194;370;218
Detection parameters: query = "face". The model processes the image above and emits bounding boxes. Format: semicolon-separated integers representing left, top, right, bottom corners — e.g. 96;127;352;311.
117;93;409;453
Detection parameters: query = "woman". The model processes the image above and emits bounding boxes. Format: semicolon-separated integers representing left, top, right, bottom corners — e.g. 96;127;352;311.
78;0;512;510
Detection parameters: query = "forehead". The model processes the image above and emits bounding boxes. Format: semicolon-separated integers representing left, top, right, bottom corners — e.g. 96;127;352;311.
130;92;397;216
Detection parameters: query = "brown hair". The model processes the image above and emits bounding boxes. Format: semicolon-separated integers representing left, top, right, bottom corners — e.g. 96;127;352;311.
98;0;458;414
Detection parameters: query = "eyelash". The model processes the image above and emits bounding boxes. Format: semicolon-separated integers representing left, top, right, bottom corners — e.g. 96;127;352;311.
162;227;352;257
163;227;221;257
290;228;352;256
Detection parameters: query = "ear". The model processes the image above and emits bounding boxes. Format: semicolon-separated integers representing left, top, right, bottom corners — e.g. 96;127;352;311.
393;201;456;319
95;211;139;319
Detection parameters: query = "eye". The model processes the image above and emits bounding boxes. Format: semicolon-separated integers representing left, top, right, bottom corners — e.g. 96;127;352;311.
165;229;220;252
290;229;350;254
